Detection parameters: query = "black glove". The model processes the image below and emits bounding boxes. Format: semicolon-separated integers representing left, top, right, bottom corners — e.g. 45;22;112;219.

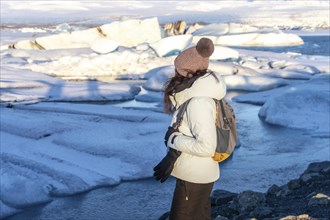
164;126;178;147
153;148;181;183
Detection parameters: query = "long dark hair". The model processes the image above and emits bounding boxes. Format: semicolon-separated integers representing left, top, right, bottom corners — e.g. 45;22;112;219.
163;69;218;114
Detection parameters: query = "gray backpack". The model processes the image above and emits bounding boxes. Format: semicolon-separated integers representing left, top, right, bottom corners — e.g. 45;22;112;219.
172;98;238;162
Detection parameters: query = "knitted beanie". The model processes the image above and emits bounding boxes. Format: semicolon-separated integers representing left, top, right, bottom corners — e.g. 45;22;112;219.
174;38;214;77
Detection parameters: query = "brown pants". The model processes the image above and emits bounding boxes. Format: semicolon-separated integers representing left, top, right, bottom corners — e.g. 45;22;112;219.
169;179;214;220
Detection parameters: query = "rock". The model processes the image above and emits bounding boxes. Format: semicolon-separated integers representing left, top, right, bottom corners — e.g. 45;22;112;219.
276;185;290;197
308;193;330;206
211;190;237;206
163;20;187;36
267;184;280;195
236;190;266;212
321;165;330;175
211;161;330;220
305;161;330;174
250;206;273;218
214;215;230;220
288;179;302;190
158;211;170;220
185;23;204;35
280;214;316;220
300;173;320;182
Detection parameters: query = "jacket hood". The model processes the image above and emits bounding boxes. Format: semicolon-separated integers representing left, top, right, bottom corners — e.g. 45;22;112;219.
170;72;227;108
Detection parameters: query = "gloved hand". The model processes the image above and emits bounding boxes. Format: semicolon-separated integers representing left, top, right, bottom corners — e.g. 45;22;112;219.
164;126;178;147
153;148;182;183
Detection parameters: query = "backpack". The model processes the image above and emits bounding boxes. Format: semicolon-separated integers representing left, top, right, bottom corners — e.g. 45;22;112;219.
172;98;238;163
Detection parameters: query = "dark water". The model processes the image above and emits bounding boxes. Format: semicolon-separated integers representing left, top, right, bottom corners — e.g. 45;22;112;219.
231;35;330;56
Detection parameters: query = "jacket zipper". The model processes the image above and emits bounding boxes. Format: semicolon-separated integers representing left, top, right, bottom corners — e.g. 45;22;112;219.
183;180;189;201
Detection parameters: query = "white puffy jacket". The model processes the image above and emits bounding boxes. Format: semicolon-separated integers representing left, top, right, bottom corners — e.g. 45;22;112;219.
167;72;227;184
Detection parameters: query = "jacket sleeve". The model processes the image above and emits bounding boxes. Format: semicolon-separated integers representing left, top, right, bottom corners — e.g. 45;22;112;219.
168;97;217;157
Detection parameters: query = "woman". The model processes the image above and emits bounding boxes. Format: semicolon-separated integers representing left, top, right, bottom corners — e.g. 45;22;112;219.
153;38;227;220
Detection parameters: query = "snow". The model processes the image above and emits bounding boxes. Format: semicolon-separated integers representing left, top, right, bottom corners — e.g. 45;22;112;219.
259;75;330;135
0;200;20;219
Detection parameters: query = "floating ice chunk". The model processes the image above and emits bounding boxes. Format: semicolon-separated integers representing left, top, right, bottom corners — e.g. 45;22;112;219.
223;75;288;91
91;37;119;54
149;35;193;57
259;69;312;80
209;61;259;76
135;90;163;103
217;33;303;46
143;65;175;91
209;61;237;75
0;200;20;219
210;46;239;60
192;23;229;36
192;23;263;36
283;64;320;74
55;23;74;33
259;75;330;133
20;27;47;33
232;86;288;105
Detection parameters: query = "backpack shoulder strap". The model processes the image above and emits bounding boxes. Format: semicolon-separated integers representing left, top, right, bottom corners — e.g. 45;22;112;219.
172;99;191;130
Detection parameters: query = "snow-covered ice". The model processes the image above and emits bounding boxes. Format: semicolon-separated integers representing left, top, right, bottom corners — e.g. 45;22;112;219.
223;75;288;91
259;75;330;135
0;103;170;217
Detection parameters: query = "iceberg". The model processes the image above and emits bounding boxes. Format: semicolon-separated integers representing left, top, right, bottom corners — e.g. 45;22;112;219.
3;17;162;50
149;35;192;57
